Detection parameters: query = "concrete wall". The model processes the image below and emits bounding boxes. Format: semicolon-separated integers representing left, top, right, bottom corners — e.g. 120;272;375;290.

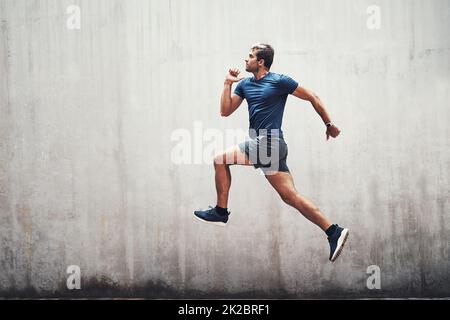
1;0;449;298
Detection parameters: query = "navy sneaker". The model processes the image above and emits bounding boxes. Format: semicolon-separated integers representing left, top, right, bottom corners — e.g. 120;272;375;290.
194;206;230;227
327;225;349;262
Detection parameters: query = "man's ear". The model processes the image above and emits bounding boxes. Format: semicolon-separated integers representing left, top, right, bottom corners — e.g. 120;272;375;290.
258;59;265;68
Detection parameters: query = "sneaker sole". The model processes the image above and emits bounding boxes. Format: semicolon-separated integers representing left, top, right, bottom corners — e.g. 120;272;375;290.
193;214;227;227
330;229;349;262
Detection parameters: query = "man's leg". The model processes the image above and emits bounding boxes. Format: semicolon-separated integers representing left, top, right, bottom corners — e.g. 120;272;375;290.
265;170;349;262
194;145;252;226
264;171;332;231
213;145;252;208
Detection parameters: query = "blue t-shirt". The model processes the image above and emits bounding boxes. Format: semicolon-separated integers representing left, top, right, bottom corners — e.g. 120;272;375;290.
234;72;298;135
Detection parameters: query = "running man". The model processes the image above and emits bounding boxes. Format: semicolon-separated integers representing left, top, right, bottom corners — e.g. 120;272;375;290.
194;43;349;262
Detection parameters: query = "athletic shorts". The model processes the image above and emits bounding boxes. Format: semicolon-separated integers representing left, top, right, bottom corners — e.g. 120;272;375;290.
238;131;289;174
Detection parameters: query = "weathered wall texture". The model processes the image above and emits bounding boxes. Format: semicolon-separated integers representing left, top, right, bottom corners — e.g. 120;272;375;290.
1;0;449;298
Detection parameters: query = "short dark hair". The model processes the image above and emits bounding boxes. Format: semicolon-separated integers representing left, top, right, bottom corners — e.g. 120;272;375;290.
251;43;274;69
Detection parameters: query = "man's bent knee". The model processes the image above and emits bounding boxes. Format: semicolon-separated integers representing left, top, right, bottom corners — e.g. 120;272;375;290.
280;191;298;206
214;153;232;166
214;148;250;166
214;155;225;166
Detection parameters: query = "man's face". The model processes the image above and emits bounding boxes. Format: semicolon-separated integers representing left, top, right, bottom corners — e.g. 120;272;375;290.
245;49;263;72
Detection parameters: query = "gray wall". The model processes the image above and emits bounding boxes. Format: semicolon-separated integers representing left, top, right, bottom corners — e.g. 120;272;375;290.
1;0;449;298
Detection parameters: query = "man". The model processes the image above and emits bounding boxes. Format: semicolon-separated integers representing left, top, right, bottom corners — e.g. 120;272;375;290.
194;43;349;262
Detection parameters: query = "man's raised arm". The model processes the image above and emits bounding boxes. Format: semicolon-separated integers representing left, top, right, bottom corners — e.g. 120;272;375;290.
220;68;244;117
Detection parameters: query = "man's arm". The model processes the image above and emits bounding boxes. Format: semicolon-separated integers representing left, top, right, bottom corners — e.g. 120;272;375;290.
220;68;244;117
291;86;341;140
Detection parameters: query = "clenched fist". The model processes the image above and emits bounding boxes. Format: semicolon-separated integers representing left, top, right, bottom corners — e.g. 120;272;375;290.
225;68;245;84
326;124;341;141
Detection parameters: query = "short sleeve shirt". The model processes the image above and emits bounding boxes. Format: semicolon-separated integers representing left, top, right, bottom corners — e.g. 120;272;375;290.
234;72;298;134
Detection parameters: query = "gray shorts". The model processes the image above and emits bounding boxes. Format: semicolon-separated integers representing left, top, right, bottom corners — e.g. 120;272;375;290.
238;132;289;174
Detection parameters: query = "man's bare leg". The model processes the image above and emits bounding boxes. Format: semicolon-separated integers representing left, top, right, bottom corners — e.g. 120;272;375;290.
213;146;252;208
264;170;349;261
264;171;332;231
194;146;252;226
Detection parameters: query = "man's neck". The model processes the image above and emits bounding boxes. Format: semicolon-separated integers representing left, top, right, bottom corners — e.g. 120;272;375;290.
253;69;270;80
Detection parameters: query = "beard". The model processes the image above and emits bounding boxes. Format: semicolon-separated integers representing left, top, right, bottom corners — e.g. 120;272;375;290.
245;65;257;72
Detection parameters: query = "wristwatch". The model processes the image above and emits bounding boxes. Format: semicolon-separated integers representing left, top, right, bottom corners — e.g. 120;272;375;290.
325;122;333;128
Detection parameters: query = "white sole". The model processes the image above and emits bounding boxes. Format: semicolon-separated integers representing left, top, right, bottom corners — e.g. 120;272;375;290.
194;214;227;227
331;229;349;262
